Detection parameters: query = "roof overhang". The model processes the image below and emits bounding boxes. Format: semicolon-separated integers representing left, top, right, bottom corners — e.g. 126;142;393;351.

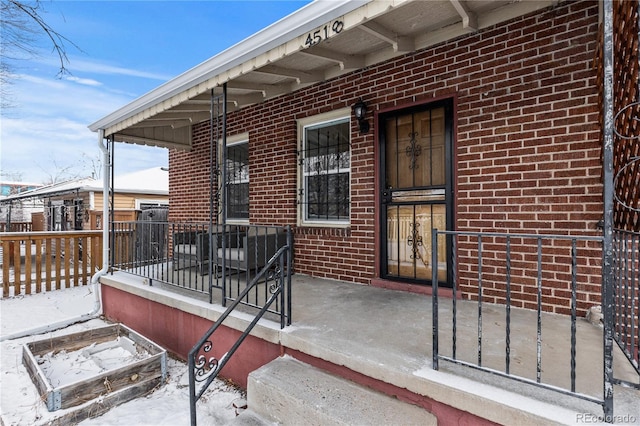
89;0;561;150
0;185;86;204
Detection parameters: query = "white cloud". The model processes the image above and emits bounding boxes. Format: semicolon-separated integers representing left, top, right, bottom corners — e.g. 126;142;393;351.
1;116;96;183
1;115;167;184
68;57;172;81
1;66;168;184
65;75;103;87
7;73;133;121
32;55;172;82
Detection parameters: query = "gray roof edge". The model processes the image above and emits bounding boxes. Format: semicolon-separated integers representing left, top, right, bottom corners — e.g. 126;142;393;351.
89;0;371;132
0;184;168;204
0;184;88;203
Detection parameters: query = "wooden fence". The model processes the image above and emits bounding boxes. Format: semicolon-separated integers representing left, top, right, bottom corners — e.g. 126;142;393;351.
0;231;103;298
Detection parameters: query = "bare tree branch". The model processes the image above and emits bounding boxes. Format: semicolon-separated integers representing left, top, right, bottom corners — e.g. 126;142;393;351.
37;158;82;185
1;0;82;108
5;0;81;77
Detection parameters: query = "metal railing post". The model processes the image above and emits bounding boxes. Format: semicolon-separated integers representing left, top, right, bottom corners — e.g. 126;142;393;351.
536;237;543;384
602;0;615;419
287;225;293;325
505;236;511;375
571;239;577;393
477;235;483;367
432;229;439;370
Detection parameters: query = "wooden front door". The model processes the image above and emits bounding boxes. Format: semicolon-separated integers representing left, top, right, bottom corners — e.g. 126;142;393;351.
380;100;453;285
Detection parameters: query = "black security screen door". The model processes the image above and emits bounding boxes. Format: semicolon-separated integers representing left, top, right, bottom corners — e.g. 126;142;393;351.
380;100;453;285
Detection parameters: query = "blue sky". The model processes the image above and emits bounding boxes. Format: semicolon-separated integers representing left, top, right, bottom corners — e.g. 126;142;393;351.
1;0;310;184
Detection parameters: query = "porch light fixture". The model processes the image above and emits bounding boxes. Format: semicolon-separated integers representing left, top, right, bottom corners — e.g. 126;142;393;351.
353;98;370;134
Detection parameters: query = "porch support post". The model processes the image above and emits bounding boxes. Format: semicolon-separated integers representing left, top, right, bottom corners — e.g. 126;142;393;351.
208;89;215;301
208;88;215;234
221;82;228;226
220;83;228;306
601;0;615;419
109;136;116;272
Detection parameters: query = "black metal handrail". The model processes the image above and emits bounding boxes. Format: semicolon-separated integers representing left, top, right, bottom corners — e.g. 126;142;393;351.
431;230;612;417
187;242;291;426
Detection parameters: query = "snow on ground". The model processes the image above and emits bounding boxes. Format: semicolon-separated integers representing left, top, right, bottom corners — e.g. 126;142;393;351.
0;285;245;425
37;336;145;388
0;285;97;337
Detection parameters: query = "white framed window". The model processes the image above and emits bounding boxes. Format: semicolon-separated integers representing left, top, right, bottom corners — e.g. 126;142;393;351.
221;133;249;222
297;109;351;226
135;199;169;210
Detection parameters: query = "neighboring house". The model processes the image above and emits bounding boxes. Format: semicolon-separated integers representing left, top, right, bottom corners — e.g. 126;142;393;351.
0;167;168;231
0;181;44;227
0;181;42;197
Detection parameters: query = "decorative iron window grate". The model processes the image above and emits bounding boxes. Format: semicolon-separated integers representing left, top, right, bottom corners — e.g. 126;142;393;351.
298;118;350;223
225;141;249;220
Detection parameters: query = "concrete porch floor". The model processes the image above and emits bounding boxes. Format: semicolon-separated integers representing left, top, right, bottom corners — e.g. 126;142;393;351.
104;270;640;425
284;275;639;424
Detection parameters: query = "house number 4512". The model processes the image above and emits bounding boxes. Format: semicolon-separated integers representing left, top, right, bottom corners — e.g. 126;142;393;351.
304;20;344;47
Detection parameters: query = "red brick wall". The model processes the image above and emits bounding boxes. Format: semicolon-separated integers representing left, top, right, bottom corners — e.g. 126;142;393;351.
169;124;215;223
169;1;602;313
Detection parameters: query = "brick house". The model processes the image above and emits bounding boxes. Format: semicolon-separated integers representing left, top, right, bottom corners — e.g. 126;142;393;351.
92;0;604;313
87;0;640;422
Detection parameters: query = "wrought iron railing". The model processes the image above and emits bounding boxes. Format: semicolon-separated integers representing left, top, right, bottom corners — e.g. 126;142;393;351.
112;221;215;295
187;242;292;426
111;221;291;307
0;222;32;232
613;228;640;383
431;230;612;416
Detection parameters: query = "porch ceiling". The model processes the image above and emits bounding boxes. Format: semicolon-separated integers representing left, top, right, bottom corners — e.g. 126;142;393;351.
89;0;559;150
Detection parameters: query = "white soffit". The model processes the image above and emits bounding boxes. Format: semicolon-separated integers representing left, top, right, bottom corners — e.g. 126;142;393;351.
90;0;559;149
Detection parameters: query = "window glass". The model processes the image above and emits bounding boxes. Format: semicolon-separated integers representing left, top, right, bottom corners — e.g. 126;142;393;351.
226;141;249;220
301;118;350;223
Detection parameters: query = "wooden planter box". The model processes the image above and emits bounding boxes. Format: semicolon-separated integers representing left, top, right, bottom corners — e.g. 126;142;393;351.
22;324;167;413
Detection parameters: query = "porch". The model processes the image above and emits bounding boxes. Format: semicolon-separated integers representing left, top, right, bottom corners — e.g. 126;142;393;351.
99;270;640;425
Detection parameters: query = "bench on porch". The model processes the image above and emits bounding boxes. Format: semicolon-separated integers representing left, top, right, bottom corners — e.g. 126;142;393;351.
217;228;287;280
172;230;201;272
172;226;286;277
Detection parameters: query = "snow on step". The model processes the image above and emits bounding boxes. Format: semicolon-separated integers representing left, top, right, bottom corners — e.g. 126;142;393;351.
247;356;437;426
229;409;275;426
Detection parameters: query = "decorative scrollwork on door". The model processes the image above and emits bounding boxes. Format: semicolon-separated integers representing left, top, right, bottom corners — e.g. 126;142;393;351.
405;132;422;170
407;222;423;260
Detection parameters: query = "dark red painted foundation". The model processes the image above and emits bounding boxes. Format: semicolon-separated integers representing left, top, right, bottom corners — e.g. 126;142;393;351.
101;285;280;388
101;283;488;424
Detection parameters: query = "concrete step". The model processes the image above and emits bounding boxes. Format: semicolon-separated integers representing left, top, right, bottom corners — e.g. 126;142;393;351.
247;356;437;426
